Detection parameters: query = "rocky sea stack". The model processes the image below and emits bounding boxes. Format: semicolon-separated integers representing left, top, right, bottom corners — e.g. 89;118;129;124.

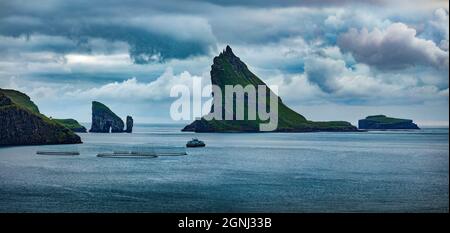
0;88;82;146
358;115;420;130
126;115;133;133
89;101;133;133
182;46;357;132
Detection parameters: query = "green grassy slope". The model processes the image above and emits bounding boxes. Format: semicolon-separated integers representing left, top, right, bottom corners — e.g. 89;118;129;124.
92;101;122;119
0;88;40;114
365;115;410;124
53;118;87;132
183;46;357;132
0;91;81;145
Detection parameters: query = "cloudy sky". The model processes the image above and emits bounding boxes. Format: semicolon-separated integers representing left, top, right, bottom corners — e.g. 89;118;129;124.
0;0;448;126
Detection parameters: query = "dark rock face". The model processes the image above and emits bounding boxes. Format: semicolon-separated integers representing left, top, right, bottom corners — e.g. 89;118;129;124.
182;46;357;132
358;115;420;130
0;92;81;146
125;115;133;133
89;101;125;133
0;93;12;106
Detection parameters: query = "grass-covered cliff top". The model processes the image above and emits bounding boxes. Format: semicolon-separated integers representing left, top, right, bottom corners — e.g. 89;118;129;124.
364;115;412;123
0;88;40;114
0;88;82;133
0;88;84;131
52;118;86;130
92;101;122;119
1;93;81;145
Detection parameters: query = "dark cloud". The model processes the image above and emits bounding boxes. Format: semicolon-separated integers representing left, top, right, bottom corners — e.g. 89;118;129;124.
0;0;217;63
188;0;385;8
0;0;422;64
2;0;446;65
305;56;344;93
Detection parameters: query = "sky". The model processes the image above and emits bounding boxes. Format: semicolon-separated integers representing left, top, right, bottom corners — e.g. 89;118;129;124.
0;0;448;126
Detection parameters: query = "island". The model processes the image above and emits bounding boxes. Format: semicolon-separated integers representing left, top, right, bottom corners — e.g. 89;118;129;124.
0;88;82;146
89;101;133;133
52;118;87;133
182;46;357;132
358;115;420;130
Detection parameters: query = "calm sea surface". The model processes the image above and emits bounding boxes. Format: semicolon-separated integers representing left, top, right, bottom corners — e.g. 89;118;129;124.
0;124;448;212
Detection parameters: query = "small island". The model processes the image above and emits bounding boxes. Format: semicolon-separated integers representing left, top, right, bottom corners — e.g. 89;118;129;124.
358;115;420;130
182;46;357;132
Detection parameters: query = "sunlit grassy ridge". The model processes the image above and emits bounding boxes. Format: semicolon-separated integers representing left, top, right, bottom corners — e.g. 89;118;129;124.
0;88;40;114
53;118;87;132
365;115;410;124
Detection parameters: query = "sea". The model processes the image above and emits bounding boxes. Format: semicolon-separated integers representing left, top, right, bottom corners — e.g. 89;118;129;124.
0;124;448;212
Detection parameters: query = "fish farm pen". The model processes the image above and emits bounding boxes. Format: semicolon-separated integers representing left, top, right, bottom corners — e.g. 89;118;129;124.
36;151;80;156
96;145;187;158
34;144;187;158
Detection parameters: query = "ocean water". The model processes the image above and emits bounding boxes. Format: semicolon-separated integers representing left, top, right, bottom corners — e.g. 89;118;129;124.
0;124;448;212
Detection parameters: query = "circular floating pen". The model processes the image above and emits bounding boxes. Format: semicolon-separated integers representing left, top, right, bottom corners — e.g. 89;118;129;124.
36;151;79;156
96;152;158;158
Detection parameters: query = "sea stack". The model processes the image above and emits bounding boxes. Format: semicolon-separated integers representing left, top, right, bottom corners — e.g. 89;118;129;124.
358;115;420;130
182;46;357;132
0;89;81;146
89;101;125;133
125;115;133;133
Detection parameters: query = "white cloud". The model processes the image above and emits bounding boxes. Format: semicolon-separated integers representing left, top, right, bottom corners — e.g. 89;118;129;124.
265;73;324;104
303;54;448;105
338;22;449;70
429;8;449;51
65;68;209;101
65;53;131;66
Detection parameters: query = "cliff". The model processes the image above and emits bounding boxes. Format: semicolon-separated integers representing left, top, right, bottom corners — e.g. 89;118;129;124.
0;89;82;146
182;46;357;132
0;88;40;114
358;115;420;130
53;118;87;133
89;101;125;133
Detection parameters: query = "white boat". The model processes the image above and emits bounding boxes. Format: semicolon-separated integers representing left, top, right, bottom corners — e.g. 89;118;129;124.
186;138;205;147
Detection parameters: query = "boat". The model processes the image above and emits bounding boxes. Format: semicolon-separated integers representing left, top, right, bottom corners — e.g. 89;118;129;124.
186;138;205;147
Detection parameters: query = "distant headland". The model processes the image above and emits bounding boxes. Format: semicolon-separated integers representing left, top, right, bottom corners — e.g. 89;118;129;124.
0;88;81;146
